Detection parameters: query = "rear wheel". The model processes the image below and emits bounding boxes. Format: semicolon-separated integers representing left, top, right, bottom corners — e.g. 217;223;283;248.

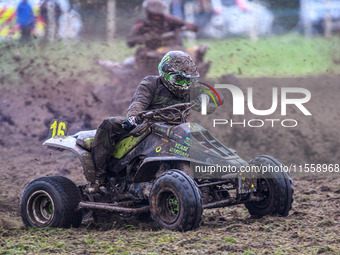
150;170;202;231
20;176;83;228
245;156;294;217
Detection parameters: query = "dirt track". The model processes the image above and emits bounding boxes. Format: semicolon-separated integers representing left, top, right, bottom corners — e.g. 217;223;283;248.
0;75;339;253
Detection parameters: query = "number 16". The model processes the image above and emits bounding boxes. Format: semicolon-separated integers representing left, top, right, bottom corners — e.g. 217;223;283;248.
49;120;67;138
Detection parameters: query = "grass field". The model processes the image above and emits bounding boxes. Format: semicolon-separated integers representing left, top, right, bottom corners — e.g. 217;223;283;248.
198;34;340;77
1;34;340;88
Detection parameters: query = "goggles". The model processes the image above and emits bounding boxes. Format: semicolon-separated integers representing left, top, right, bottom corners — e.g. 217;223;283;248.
169;73;199;87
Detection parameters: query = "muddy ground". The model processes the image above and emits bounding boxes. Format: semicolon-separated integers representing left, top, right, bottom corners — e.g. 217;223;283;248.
0;75;339;254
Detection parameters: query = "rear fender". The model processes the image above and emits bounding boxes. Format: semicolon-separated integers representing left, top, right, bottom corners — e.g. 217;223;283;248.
43;136;96;181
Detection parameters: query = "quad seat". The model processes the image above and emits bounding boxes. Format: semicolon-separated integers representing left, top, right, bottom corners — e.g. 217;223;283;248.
73;130;97;151
73;128;151;158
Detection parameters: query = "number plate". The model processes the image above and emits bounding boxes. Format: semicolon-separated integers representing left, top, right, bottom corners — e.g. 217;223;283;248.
48;119;68;138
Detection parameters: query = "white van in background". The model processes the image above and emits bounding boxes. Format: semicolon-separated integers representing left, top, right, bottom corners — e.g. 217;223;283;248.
300;0;340;34
200;0;274;38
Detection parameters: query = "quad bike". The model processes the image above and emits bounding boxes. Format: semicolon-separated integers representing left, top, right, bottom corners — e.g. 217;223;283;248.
20;103;294;231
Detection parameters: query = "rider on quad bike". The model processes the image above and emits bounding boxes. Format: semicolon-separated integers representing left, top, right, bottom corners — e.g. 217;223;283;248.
128;0;209;75
87;50;222;194
98;0;210;78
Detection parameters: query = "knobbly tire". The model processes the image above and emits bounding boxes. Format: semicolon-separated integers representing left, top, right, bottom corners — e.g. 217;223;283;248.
245;155;294;217
20;176;83;228
149;169;203;231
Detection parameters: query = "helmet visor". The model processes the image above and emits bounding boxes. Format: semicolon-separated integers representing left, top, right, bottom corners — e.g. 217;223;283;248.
169;73;199;87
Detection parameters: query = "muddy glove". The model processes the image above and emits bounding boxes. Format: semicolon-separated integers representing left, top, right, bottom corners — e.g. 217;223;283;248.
122;116;138;132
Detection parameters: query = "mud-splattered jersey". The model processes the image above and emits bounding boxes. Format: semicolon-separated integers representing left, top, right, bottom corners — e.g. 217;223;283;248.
127;76;222;118
127;14;196;50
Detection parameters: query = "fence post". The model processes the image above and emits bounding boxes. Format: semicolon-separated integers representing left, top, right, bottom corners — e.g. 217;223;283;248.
301;0;312;37
47;0;57;42
184;1;196;44
107;0;116;41
250;1;258;42
324;0;332;38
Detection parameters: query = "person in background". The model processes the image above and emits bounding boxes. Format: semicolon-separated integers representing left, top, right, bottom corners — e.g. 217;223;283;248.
98;0;210;79
127;0;198;74
16;0;36;42
194;0;212;37
170;0;185;19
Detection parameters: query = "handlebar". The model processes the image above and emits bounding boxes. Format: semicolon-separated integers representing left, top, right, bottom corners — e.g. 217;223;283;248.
136;103;191;124
129;103;192;136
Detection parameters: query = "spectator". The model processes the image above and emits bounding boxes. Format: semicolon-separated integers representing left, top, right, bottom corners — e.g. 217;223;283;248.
16;0;36;42
170;0;185;19
194;0;212;37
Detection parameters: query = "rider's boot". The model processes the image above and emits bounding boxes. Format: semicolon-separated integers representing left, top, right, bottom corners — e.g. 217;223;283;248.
85;156;108;194
86;124;113;194
85;146;108;194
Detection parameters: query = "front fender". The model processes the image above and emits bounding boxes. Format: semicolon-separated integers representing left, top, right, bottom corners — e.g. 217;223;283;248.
134;156;204;183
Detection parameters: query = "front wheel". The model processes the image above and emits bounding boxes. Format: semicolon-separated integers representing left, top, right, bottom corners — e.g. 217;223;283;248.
149;170;202;231
245;156;294;217
20;176;83;228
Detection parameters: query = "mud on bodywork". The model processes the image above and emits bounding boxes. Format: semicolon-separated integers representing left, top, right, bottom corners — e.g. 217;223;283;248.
43;134;97;182
105;121;247;182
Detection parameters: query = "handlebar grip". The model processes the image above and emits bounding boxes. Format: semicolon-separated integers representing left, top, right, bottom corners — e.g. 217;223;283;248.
129;121;150;137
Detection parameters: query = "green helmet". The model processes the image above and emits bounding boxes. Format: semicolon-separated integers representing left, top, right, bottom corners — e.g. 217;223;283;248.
158;51;200;98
